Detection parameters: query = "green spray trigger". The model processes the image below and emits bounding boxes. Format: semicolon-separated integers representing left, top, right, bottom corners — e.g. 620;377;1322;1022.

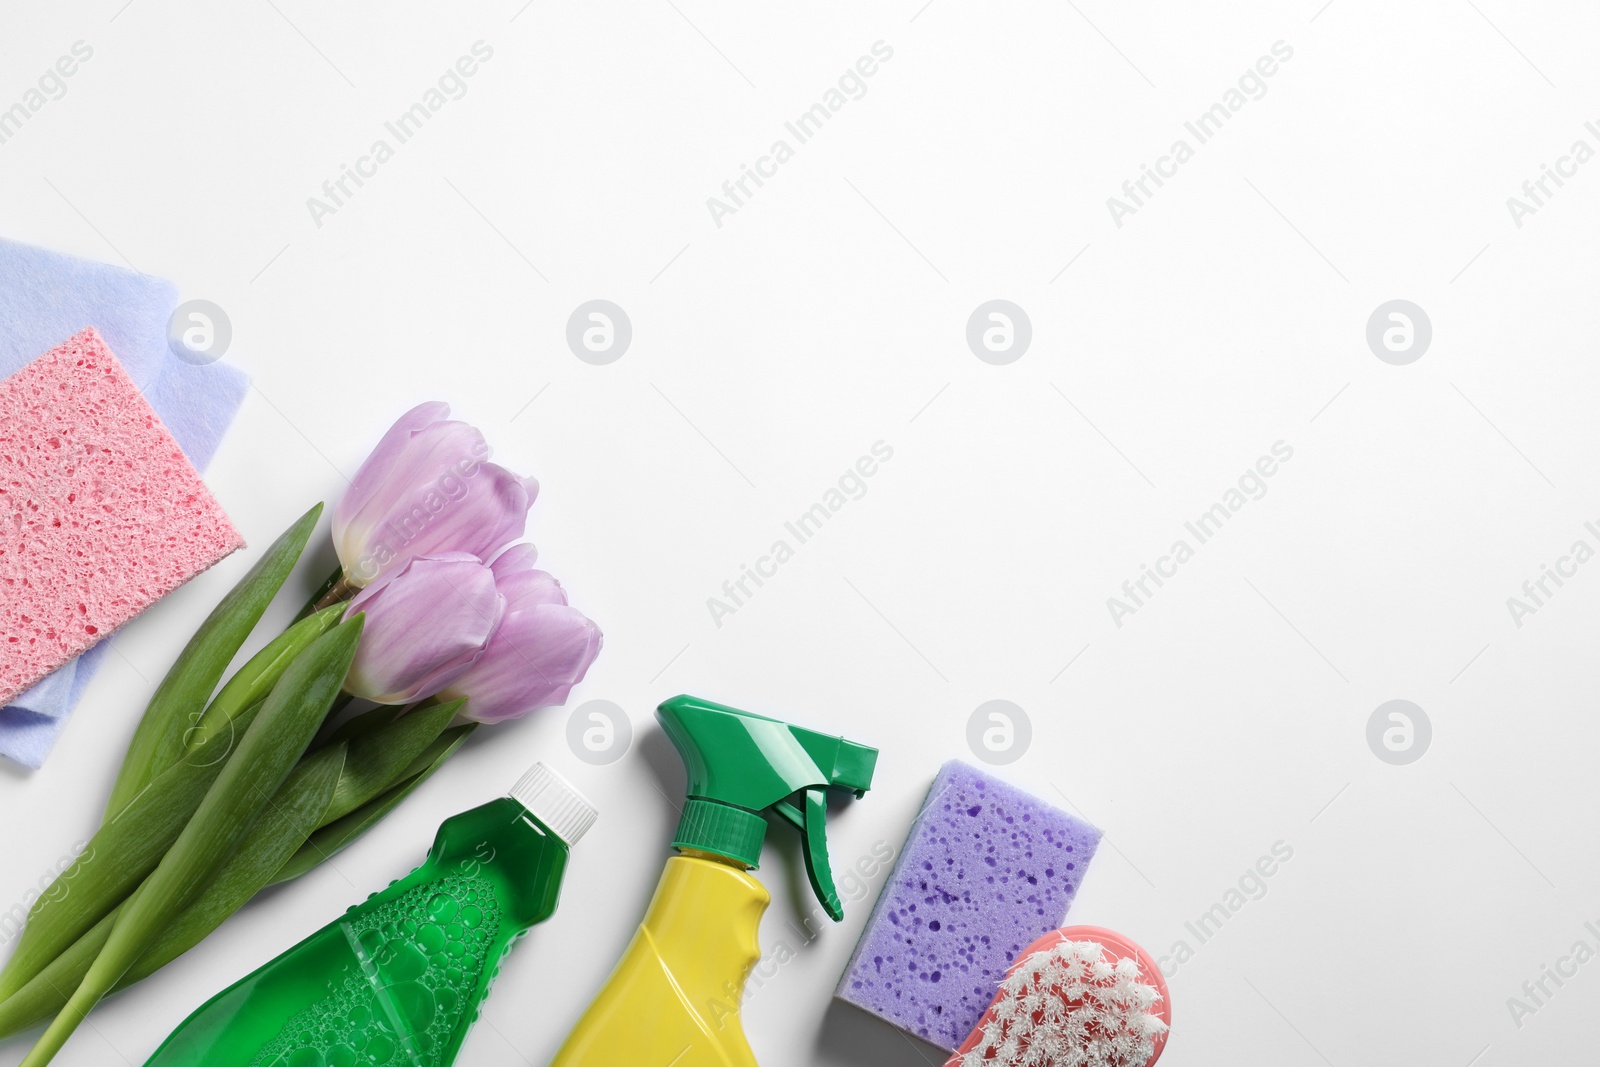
770;790;845;921
657;695;878;922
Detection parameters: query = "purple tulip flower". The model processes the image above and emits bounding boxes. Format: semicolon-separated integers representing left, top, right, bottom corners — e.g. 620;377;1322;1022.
440;543;603;724
342;553;506;704
333;402;538;587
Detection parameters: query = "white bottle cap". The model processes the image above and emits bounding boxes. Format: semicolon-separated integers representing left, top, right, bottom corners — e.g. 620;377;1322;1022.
509;763;598;848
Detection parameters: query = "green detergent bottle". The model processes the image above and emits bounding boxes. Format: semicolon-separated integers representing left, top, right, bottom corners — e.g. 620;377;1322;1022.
143;762;596;1067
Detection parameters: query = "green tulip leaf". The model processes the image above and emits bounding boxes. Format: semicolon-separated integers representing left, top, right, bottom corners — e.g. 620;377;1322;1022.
322;700;462;825
0;701;263;1004
270;723;476;887
104;503;324;822
185;604;344;758
0;744;347;1040
121;741;347;984
19;616;363;1066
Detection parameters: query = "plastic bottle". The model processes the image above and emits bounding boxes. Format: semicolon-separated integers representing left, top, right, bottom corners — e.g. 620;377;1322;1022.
551;694;878;1067
143;762;597;1067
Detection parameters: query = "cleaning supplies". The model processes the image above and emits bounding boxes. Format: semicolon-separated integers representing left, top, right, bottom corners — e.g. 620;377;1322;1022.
142;762;596;1067
0;235;249;768
0;328;244;710
0;237;248;472
944;926;1170;1067
836;760;1102;1051
551;694;878;1067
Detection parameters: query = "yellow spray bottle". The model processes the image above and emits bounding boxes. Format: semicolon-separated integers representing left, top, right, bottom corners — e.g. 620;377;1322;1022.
551;694;878;1067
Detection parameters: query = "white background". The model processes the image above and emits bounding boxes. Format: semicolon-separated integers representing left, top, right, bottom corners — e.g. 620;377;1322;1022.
3;1;1599;1064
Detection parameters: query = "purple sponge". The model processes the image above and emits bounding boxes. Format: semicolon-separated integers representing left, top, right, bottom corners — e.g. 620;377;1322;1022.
835;760;1102;1051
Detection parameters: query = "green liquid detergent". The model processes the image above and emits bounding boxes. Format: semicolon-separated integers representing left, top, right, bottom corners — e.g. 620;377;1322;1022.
144;764;596;1067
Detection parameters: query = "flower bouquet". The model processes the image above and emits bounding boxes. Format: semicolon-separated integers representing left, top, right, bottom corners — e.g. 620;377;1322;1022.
0;403;601;1066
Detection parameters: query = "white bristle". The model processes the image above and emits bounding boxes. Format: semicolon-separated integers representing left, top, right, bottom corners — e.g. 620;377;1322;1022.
958;939;1168;1067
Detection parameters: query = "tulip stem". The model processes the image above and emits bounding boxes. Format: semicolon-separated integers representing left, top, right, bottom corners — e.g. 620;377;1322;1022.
310;574;359;614
293;564;346;621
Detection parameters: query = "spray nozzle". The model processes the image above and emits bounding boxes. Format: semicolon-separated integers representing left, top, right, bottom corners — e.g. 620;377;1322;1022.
657;694;878;922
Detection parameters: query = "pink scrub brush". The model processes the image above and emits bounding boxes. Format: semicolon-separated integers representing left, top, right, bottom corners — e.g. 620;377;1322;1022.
943;926;1171;1067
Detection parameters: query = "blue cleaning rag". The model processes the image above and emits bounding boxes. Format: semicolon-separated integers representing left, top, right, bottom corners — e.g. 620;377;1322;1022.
0;237;250;768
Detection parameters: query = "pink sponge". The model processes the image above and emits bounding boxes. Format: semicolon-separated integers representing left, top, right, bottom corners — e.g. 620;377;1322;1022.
0;328;243;706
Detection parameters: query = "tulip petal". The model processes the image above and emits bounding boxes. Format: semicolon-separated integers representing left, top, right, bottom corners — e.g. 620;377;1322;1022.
442;603;602;724
388;459;535;572
333;405;537;586
489;542;538;577
501;567;568;608
437;544;600;723
333;402;452;535
343;555;505;704
490;546;567;607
